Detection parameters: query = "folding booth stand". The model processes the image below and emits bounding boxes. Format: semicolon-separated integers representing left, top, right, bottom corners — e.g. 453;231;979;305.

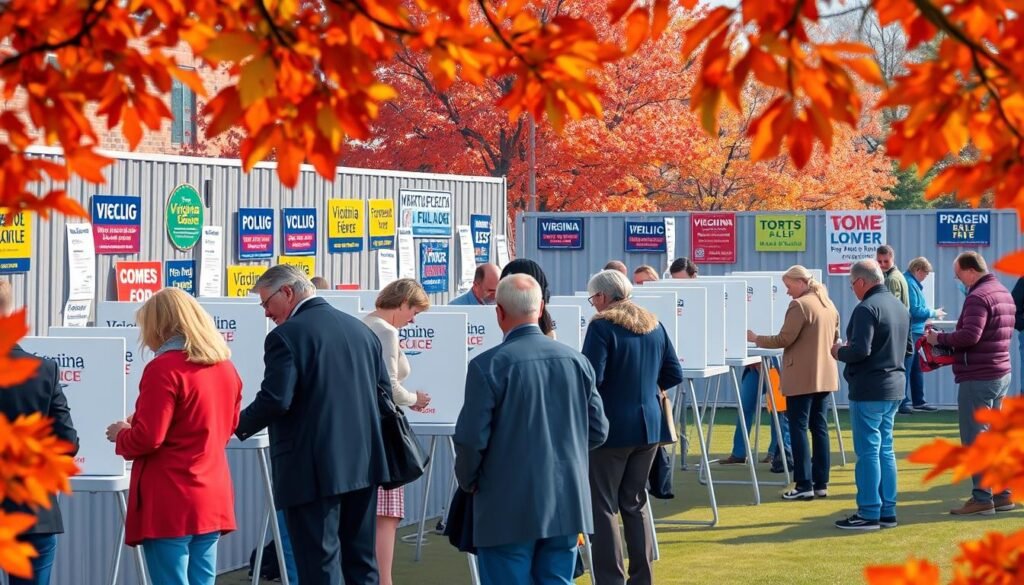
70;475;148;585
227;434;290;585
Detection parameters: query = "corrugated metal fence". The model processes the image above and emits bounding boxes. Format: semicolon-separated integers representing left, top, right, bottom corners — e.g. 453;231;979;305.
517;210;1024;407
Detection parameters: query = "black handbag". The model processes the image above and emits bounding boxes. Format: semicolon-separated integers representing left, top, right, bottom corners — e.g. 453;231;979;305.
377;383;431;490
443;488;476;553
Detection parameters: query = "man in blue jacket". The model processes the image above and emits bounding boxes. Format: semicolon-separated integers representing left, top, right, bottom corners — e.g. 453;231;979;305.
449;263;500;305
455;274;608;584
832;259;910;531
903;257;945;412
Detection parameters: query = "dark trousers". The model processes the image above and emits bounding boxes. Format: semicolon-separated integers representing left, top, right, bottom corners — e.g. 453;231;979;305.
902;333;925;408
589;445;659;585
646;447;672;497
284;487;378;585
9;533;57;585
785;393;831;492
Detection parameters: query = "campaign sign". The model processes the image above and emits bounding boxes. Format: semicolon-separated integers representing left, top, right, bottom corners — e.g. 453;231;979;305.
434;305;503;356
238;208;274;260
691;212;737;264
549;305;582;351
551;296;596;343
368;199;395;250
50;327;151;417
199;302;270;408
282;208;317;255
400;189;452;237
0;208;31;273
165;259;196;296
20;337;126;476
826;211;885;274
755;214;806;252
937;211;990;246
91;195;141;254
327;199;364;252
624;221;667;253
115;261;162;302
537;217;584;250
419;241;449;294
471;214;491;263
400;312;468;425
226;265;267;297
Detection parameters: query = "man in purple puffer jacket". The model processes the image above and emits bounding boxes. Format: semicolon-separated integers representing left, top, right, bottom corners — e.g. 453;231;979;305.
925;251;1016;516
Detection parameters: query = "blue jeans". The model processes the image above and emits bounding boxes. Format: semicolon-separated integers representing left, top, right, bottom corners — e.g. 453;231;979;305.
142;532;220;585
731;366;791;461
9;534;57;585
902;333;925;408
477;534;577;585
849;400;900;520
276;510;299;584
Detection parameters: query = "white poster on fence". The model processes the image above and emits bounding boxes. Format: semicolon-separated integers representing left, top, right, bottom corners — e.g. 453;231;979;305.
434;305;503;357
377;249;398;289
494;234;510;268
397;227;416;280
633;290;679;350
549;305;582;351
550;296;596;344
20;336;126;476
825;211;886;275
400;312;468;426
61;300;91;328
49;327;151;412
66;223;96;301
664;217;676;268
198;302;270;409
96;301;142;328
457;225;475;293
199;226;224;297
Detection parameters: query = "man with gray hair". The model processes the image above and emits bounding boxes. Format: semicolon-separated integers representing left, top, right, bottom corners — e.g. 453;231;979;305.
830;259;910;531
455;274;608;584
236;264;390;583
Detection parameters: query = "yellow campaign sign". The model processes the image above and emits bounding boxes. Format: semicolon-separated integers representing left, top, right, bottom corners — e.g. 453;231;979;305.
0;208;33;273
367;199;395;250
278;255;315;277
755;214;806;252
327;199;364;253
226;265;267;297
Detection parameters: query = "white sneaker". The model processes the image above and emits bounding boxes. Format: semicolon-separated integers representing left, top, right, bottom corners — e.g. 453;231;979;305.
782;489;814;501
814;488;828;498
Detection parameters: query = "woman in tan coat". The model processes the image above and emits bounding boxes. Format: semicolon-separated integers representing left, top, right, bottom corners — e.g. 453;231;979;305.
747;265;840;501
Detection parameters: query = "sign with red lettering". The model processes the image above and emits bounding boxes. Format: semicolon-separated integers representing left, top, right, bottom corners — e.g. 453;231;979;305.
115;261;163;302
825;211;887;274
690;212;737;264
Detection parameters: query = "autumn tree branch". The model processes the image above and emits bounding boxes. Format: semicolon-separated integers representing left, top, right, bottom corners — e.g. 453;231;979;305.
0;0;112;70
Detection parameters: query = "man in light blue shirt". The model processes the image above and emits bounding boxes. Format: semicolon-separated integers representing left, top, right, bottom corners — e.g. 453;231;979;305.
450;263;500;305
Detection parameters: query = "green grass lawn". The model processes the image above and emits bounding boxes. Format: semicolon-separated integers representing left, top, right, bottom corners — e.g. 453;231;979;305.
220;409;1020;584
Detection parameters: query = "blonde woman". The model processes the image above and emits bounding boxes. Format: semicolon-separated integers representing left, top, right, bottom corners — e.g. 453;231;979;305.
363;279;431;585
746;265;840;501
105;288;242;585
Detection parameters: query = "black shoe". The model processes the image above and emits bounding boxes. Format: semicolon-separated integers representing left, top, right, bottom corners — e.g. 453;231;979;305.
649;491;675;500
879;516;898;528
835;514;880;531
912;403;938;411
770;460;794;474
897;406;914;415
782;488;814;501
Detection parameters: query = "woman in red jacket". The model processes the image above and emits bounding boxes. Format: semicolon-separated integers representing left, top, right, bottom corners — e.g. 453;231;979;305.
105;288;242;585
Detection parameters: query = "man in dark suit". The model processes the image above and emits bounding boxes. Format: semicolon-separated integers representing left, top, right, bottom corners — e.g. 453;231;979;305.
0;280;79;585
455;274;608;584
235;265;389;584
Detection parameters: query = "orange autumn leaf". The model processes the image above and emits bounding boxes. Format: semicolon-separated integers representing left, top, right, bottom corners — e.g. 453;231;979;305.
0;309;40;388
864;558;940;585
0;413;80;508
953;531;1024;584
0;511;40;579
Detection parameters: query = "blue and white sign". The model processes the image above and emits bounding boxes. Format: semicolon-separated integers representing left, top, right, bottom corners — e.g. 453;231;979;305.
625;221;667;252
282;208;317;255
538;217;584;250
937;211;990;246
419;241;449;293
471;214;491;263
237;208;274;260
91;194;141;254
400;189;452;237
165;259;197;296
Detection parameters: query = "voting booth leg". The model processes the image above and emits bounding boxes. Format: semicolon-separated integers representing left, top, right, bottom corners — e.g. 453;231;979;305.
112;490;149;585
251;507;270;585
646;498;660;561
258;449;290;585
414;436;439;562
668;386;687;484
699;367;761;504
762;373;792;486
831;394;848;466
656;380;719;527
466;553;481;585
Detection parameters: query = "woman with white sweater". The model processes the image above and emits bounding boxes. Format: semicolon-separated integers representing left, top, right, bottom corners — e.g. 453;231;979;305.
363;279;432;585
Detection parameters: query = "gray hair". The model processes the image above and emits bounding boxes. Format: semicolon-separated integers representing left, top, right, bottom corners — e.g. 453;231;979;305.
588;269;633;302
496;274;542;318
850;259;884;284
255;264;316;297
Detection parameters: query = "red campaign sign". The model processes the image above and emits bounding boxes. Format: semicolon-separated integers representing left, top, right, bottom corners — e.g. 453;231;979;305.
690;212;737;264
334;283;359;290
115;261;163;302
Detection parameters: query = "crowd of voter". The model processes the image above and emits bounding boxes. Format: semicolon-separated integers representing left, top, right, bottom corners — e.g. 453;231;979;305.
0;242;1019;584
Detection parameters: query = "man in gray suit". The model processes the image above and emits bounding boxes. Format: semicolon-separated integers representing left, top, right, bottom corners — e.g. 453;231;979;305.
455;274;609;585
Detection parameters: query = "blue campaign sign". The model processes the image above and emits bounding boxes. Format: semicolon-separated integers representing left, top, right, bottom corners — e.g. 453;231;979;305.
91;194;142;254
471;214;491;262
624;221;666;252
238;208;275;260
537;217;584;250
936;211;990;246
165;259;197;295
419;241;449;293
282;208;317;256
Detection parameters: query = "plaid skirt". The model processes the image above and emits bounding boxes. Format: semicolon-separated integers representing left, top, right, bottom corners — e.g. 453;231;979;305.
377;486;405;519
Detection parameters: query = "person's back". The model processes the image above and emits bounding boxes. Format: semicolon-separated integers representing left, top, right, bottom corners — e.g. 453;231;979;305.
950;273;1014;382
843;285;910;401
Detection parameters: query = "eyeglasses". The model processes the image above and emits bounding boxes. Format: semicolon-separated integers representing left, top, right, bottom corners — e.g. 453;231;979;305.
259;288;283;309
587;293;602;306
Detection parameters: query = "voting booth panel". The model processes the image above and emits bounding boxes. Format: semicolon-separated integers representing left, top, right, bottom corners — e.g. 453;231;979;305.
671;276;773;347
733;270;824;333
632;291;679;350
320;289;380;312
96;301;142;328
549;305;582;351
400;312;469;426
550;296;596;345
643;281;726;365
323;295;361;315
198;302;271;409
674;288;708;370
435;305;504;357
19;337;126;476
49;327;151;413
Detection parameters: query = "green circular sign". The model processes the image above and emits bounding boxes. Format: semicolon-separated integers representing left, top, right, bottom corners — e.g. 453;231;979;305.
166;184;204;250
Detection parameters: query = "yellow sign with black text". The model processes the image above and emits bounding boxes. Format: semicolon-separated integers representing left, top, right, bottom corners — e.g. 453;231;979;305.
277;255;315;277
327;199;364;253
226;265;267;297
0;208;32;273
368;199;395;250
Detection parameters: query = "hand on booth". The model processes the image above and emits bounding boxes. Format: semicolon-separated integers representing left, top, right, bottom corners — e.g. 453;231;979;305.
935;308;947;319
411;391;432;412
105;420;131;442
746;330;758;343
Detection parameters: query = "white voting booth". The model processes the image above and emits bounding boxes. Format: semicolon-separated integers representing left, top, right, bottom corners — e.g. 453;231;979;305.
733;270;823;333
548;305;582;351
319;289;381;312
322;295;361;315
631;291;679;350
434;305;504;357
550;296;595;343
196;301;270;409
49;327;150;412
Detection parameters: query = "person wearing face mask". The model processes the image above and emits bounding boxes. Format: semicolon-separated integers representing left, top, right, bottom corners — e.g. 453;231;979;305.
924;252;1016;516
902;257;946;413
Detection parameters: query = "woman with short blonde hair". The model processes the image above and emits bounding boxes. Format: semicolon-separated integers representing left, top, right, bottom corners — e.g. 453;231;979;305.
375;278;431;311
106;288;242;585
